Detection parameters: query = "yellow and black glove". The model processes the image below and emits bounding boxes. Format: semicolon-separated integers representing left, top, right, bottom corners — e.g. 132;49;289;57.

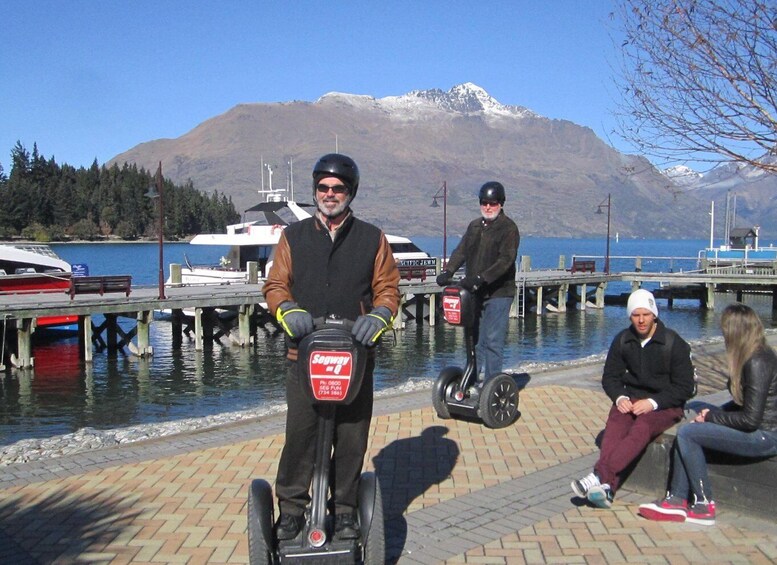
352;306;393;347
276;301;314;340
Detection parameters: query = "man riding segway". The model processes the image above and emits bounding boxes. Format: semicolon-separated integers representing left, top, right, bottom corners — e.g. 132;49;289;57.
432;181;521;428
436;181;520;382
257;153;400;560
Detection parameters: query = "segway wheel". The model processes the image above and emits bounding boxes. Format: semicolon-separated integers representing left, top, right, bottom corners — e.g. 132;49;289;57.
432;367;463;419
479;374;519;429
358;472;385;565
247;479;275;565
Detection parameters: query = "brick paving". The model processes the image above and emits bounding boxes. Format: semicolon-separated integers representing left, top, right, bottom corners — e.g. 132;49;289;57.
2;338;777;564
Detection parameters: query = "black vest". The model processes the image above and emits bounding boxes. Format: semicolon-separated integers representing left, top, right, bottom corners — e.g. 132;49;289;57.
284;215;382;321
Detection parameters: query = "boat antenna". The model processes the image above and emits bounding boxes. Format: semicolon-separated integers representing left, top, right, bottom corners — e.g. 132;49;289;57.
288;157;294;201
260;156;265;192
266;163;274;192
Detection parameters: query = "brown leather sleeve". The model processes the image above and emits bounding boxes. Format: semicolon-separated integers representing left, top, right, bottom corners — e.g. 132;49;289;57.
262;232;293;316
372;234;401;317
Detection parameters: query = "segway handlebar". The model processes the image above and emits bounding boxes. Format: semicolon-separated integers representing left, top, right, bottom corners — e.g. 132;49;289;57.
311;316;355;332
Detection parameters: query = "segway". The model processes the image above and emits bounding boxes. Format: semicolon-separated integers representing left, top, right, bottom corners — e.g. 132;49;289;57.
247;317;385;564
432;285;519;429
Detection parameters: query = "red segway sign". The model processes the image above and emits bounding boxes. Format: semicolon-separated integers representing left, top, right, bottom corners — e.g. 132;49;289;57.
309;351;353;401
443;294;462;325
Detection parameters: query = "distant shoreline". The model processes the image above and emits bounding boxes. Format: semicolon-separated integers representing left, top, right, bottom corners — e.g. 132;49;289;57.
0;238;193;245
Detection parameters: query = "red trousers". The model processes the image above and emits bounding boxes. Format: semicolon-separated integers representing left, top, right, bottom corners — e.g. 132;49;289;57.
594;404;683;491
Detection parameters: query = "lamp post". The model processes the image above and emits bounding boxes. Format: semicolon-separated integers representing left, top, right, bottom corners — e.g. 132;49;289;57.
596;193;612;274
430;181;448;266
145;161;166;299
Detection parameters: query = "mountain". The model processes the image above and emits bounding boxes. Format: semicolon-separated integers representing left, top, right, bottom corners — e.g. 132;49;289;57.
110;83;714;239
662;156;777;238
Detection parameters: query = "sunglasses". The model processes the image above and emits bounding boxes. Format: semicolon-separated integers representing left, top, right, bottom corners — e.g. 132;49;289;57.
316;184;349;194
480;200;500;207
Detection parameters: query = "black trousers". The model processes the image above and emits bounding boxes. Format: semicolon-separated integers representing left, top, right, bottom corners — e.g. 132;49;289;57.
275;357;374;516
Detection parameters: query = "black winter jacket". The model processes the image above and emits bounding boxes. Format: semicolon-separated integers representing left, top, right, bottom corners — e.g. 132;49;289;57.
601;319;695;410
707;347;777;432
445;210;519;299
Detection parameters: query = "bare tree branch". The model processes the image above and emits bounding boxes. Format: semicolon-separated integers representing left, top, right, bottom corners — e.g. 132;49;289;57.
612;0;777;172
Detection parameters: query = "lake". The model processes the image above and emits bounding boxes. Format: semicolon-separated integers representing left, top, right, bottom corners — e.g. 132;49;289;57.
0;237;772;447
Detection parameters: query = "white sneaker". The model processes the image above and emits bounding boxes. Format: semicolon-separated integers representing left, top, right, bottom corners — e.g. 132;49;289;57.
587;484;614;508
571;472;600;498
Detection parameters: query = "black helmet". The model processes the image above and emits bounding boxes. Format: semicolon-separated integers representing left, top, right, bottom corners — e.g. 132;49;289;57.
478;181;506;204
312;153;360;199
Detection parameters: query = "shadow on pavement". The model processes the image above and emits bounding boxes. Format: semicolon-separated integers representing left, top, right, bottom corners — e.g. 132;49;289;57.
373;425;459;564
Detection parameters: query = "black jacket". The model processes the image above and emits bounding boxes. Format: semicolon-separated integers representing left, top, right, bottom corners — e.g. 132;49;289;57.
601;319;695;410
446;210;520;298
707;347;777;432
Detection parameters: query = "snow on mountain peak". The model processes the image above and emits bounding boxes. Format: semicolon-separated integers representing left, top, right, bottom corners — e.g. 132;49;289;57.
662;165;703;187
316;83;537;120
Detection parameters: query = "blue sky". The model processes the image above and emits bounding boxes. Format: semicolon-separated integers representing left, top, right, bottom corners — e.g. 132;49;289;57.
2;1;625;171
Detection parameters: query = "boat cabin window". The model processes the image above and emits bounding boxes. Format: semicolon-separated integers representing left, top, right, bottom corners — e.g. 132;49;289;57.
229;245;274;276
390;242;424;254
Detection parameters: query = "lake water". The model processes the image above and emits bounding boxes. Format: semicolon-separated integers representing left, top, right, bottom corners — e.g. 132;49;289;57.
0;237;774;447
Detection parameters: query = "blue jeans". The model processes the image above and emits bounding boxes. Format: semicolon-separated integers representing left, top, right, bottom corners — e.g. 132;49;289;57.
670;421;777;502
475;296;513;379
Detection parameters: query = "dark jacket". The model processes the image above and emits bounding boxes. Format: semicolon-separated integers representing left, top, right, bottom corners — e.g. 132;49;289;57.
602;319;695;410
445;210;519;298
263;212;400;359
707;347;777;432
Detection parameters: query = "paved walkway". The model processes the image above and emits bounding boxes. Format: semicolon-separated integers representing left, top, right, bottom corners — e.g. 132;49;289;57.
2;339;777;564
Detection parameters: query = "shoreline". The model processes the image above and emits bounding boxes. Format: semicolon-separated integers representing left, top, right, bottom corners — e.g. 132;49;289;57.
1;333;744;467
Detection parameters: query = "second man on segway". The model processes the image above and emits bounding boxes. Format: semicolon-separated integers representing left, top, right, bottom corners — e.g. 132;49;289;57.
436;181;520;380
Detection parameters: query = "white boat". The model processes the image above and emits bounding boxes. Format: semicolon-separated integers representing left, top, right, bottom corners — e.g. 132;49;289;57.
699;200;777;270
171;191;436;287
699;225;777;268
0;244;77;328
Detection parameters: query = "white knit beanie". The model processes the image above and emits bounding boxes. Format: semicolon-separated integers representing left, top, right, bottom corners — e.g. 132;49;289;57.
627;288;658;318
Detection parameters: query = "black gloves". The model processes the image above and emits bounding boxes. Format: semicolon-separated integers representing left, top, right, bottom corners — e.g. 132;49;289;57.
436;271;453;286
276;301;314;340
460;275;484;292
352;306;393;347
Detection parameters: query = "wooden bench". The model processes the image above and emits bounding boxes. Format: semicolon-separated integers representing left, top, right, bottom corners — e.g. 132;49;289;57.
621;392;777;519
570;259;596;273
69;275;132;299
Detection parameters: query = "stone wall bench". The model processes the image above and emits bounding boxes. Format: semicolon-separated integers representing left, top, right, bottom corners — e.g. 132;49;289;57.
622;390;777;519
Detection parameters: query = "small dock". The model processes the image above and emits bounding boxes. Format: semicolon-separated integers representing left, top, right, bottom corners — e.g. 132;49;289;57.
1;255;776;369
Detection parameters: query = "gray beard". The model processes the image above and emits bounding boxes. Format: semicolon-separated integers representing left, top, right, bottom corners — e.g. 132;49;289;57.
318;198;350;219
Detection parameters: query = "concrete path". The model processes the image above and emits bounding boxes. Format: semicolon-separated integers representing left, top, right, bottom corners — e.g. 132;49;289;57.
2;338;777;564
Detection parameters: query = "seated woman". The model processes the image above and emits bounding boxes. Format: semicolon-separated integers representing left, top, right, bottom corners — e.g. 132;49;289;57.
638;303;777;525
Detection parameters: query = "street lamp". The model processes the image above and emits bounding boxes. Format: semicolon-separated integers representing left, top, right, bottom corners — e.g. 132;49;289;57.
596;193;612;274
145;161;166;299
430;181;448;266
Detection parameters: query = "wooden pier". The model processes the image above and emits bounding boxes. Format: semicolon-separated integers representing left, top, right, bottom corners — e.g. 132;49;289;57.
1;256;776;370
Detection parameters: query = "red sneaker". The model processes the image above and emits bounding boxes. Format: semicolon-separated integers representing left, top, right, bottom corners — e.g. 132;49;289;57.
686;500;716;525
638;494;687;522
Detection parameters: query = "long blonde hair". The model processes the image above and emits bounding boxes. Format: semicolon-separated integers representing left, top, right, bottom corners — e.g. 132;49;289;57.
720;303;767;405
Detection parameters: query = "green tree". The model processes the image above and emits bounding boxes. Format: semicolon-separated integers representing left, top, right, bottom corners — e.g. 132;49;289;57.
69;218;100;240
0;143;238;239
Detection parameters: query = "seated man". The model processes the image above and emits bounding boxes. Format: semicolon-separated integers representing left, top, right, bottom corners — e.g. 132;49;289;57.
571;289;696;508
